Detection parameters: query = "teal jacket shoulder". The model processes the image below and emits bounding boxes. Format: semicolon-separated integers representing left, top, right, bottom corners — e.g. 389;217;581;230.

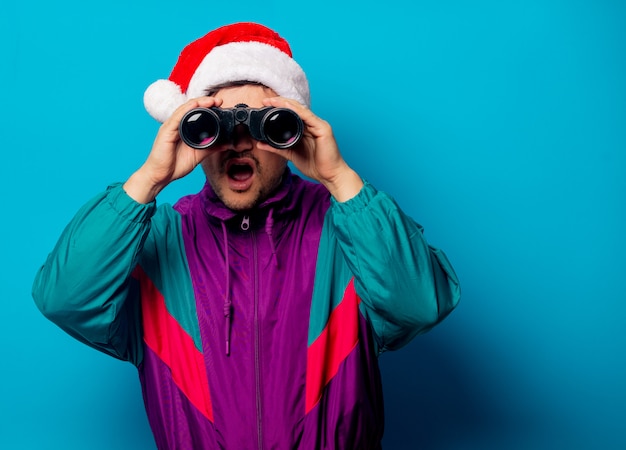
314;181;460;354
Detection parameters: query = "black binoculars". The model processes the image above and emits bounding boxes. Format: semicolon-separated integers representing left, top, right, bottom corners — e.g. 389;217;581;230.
179;103;303;149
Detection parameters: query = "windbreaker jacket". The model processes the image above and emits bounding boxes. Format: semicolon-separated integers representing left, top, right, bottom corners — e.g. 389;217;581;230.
33;172;460;449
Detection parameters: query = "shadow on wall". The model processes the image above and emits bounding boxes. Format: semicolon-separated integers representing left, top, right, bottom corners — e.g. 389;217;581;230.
379;325;535;450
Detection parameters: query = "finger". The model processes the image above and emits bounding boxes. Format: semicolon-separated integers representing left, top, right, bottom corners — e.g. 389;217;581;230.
262;96;309;116
262;97;331;138
165;96;223;128
156;96;224;145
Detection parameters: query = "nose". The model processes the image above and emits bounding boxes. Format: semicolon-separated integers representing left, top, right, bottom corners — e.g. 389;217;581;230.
230;124;253;152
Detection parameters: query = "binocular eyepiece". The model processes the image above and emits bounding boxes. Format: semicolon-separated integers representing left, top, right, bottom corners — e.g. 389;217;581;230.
179;103;303;150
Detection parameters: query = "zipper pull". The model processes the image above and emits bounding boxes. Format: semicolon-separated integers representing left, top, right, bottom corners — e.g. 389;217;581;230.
241;215;250;231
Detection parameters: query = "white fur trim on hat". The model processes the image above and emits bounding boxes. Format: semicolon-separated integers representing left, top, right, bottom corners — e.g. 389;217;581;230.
186;41;310;107
143;40;310;123
143;79;188;123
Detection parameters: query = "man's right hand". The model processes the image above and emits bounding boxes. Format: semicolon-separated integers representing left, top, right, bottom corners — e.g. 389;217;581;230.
123;96;223;204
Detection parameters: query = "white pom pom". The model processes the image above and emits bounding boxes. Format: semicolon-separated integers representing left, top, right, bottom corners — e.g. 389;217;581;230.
143;79;187;123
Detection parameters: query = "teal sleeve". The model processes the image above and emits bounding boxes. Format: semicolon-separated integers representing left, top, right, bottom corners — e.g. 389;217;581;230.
329;182;461;353
32;183;155;365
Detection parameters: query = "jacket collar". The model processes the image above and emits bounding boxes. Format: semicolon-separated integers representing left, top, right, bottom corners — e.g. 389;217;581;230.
200;167;298;227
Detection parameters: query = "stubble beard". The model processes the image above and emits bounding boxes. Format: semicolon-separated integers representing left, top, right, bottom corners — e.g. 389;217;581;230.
209;159;286;212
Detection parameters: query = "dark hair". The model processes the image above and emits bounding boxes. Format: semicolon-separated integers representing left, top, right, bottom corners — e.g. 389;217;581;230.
205;81;266;97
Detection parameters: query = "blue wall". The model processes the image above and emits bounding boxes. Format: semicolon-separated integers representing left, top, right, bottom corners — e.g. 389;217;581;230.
1;1;624;448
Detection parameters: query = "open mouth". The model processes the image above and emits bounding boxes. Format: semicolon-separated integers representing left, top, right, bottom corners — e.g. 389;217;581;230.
227;161;254;181
224;157;257;191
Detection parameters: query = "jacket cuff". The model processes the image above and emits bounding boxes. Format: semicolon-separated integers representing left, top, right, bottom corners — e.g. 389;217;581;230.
330;180;378;214
104;183;157;223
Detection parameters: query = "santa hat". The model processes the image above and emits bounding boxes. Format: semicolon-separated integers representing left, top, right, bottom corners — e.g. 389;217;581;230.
144;22;310;123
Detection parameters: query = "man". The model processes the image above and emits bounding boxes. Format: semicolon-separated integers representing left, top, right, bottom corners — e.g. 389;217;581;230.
33;22;460;449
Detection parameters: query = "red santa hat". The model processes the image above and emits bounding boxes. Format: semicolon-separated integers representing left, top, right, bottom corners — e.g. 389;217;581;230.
144;22;310;123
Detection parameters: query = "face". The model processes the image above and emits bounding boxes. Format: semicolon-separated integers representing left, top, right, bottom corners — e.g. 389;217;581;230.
199;84;288;211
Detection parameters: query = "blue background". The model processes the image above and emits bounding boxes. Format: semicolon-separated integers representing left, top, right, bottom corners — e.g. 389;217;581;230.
1;1;624;449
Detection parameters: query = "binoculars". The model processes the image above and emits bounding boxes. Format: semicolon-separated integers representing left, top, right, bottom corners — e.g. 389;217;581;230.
179;103;303;149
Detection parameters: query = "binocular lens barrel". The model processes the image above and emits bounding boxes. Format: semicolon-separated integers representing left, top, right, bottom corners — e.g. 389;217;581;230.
179;107;302;150
179;109;220;149
262;109;302;148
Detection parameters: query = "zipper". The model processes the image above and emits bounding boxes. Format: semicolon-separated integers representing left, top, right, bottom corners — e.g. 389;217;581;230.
252;229;263;449
241;215;250;231
241;216;263;449
241;214;263;448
